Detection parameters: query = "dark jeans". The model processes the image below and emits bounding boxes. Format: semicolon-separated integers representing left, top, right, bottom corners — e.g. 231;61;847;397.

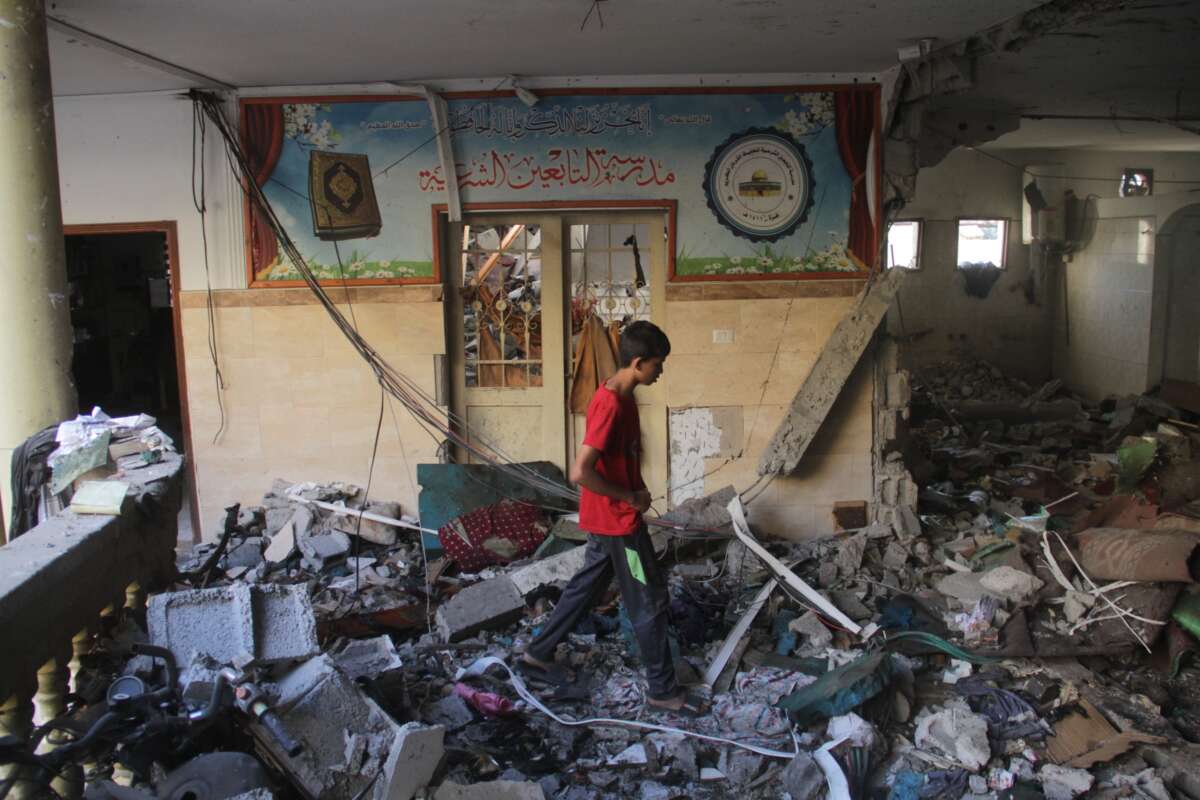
527;525;679;698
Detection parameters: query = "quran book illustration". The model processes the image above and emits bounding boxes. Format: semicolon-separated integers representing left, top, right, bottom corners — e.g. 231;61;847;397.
308;150;382;241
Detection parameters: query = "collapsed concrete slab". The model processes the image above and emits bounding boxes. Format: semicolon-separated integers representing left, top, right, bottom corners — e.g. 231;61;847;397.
436;576;526;642
758;268;904;476
259;654;443;799
148;584;319;669
509;545;587;596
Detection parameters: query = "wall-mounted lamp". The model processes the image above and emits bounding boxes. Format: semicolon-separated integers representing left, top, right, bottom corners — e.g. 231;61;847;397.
515;86;540;108
509;77;540;108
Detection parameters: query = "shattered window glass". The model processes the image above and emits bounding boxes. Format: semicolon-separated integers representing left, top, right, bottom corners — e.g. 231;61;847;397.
461;224;543;388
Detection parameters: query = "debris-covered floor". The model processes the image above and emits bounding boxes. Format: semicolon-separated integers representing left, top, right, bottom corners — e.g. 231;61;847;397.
44;357;1200;799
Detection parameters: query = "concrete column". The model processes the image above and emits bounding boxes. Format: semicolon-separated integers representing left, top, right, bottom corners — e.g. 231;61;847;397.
0;0;77;537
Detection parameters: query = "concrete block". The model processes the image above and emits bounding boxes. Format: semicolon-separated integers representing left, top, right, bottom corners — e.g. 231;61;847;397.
148;585;255;667
148;584;318;670
251;584;321;664
333;635;402;681
265;506;295;536
433;781;545;800
264;516;296;563
334;500;401;546
509;545;587;596
225;537;265;569
264;655;444;800
298;531;351;570
435;577;526;642
382;723;445;800
423;694;475;732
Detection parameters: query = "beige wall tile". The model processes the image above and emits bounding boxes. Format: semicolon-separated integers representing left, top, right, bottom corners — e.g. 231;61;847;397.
259;403;332;457
251;306;330;359
182;287;875;540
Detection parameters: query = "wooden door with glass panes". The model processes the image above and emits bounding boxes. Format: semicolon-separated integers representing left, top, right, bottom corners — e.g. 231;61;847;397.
446;215;568;474
446;212;667;507
565;214;667;510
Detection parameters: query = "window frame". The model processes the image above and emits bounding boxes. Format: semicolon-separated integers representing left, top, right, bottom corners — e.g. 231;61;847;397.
955;217;1010;270
885;218;924;271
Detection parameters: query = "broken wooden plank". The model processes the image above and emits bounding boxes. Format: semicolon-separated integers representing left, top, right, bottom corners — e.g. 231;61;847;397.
758;268;904;476
702;577;778;689
726;497;862;635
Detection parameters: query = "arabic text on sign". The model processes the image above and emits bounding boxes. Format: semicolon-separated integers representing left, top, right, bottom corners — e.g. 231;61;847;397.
418;148;676;192
448;102;653;140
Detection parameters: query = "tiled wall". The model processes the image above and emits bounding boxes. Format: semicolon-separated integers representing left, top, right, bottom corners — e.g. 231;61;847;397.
180;290;445;537
1052;216;1156;399
179;287;876;542
663;293;875;540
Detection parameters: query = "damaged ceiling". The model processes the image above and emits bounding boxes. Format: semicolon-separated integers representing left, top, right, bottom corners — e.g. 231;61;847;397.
45;0;1049;94
926;0;1200;151
46;0;1200;154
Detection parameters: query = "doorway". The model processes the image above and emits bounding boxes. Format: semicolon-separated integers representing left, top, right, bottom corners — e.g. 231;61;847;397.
444;209;669;504
1154;205;1200;412
62;221;199;540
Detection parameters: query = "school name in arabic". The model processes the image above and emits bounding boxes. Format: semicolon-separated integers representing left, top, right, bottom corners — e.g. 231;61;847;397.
448;102;653;140
418;148;676;191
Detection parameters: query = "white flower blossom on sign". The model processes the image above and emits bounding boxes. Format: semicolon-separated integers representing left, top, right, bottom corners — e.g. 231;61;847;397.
283;103;341;149
776;92;835;138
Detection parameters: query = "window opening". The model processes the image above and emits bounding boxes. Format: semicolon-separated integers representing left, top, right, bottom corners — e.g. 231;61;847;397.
1120;168;1154;198
461;223;543;388
886;220;921;269
956;219;1008;269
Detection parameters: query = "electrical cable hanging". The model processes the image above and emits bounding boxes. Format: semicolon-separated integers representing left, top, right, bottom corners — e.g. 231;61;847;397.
191;100;227;444
189;90;580;505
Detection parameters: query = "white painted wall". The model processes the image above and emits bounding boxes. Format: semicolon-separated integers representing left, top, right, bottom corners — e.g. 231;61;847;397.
885;147;1051;382
887;145;1200;395
54;92;245;290
1028;150;1200;400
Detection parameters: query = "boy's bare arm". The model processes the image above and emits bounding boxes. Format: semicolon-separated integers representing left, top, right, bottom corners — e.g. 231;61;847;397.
571;445;652;512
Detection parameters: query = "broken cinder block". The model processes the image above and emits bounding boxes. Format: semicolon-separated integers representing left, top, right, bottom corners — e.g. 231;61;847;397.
148;584;319;670
436;576;526;642
509;545;587;596
263;654;444;799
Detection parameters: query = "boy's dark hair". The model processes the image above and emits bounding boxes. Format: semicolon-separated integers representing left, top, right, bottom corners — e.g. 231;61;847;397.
618;321;671;367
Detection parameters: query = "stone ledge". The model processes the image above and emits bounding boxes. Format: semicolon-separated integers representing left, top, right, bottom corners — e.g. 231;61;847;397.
0;454;184;700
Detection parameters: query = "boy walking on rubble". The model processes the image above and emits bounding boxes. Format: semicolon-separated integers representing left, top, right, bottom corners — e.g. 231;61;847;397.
521;321;705;716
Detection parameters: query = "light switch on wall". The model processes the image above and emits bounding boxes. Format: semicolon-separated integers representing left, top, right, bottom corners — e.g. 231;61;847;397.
712;329;735;344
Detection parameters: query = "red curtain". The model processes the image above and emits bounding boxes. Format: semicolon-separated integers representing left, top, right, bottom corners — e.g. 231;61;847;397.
242;105;285;274
835;90;877;269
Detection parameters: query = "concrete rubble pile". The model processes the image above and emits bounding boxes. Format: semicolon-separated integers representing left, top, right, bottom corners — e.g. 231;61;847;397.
98;409;1200;800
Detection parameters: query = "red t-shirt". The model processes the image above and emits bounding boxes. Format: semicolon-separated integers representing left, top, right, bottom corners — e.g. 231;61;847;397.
579;384;645;535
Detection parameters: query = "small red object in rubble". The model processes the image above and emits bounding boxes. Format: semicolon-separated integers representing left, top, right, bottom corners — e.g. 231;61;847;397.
454;682;518;717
